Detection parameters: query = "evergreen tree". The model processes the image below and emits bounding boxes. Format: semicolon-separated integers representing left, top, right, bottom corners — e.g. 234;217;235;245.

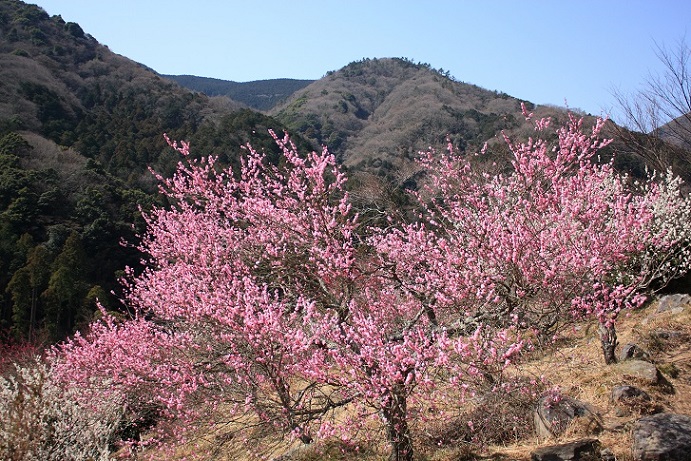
6;244;51;340
42;232;88;340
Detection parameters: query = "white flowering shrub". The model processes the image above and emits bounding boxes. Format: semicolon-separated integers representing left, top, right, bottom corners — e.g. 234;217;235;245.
0;358;123;461
637;170;691;291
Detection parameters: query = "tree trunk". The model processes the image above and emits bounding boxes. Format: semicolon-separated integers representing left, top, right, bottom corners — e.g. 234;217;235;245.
599;322;618;365
382;385;413;461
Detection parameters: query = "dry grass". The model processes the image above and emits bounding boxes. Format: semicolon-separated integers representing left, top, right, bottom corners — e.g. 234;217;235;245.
136;298;691;461
493;298;691;461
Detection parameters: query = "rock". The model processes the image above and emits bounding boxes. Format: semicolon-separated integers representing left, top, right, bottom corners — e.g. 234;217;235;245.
645;330;689;358
658;362;681;379
620;343;651;362
612;385;654;416
611;385;651;403
656;294;691;314
531;438;601;461
618;360;668;388
618;360;675;394
600;447;616;461
632;413;691;461
534;395;603;439
613;406;630;417
649;329;687;342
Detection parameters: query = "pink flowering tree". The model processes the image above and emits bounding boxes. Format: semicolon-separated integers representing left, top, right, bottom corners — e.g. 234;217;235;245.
54;131;522;461
385;106;691;365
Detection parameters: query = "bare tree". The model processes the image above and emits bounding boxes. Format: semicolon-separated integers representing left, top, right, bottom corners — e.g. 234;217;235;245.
610;38;691;178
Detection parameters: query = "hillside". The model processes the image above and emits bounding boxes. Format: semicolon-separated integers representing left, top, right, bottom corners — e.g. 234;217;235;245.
170;58;561;180
164;75;313;111
270;58;566;182
0;1;310;179
662;115;691;181
139;295;691;461
0;0;305;342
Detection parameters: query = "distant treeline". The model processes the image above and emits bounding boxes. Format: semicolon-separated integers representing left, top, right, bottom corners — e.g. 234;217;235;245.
164;75;313;111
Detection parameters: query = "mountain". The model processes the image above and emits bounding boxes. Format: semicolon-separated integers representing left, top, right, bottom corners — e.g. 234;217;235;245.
164;75;313;111
167;60;565;178
658;113;691;149
0;1;316;180
269;58;559;186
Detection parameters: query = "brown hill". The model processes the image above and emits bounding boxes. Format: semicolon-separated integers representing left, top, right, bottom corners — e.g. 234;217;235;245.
270;58;566;177
0;0;300;181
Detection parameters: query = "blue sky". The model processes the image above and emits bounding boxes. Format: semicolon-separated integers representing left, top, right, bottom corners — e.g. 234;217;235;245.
32;0;690;124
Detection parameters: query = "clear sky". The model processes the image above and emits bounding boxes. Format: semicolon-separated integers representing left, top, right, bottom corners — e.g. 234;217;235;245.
31;0;690;124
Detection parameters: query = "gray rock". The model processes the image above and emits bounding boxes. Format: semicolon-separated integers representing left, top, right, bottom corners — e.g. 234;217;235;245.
611;385;651;403
612;385;654;416
531;438;601;461
619;360;663;385
600;447;616;461
534;395;602;439
649;329;687;342
618;360;675;394
620;343;651;362
632;413;691;461
656;294;691;314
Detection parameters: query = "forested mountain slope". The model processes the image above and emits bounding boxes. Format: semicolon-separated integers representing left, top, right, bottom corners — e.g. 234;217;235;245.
0;0;302;342
164;75;313;111
271;58;552;179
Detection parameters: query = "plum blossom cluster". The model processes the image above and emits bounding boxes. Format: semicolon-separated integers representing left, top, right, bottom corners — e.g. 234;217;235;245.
53;130;524;461
384;106;691;364
52;114;691;460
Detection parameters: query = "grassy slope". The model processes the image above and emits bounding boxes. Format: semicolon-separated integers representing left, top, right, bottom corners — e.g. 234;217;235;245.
143;296;691;461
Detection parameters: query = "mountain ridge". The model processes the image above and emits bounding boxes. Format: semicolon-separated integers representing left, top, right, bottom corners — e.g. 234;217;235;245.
163;74;313;111
268;57;560;181
167;58;580;182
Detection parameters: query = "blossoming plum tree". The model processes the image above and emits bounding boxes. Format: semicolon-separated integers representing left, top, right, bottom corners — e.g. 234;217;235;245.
0;358;123;461
55;131;522;461
54;111;691;459
384;106;691;364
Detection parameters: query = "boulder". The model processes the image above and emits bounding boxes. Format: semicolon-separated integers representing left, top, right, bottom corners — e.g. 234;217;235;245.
531;438;601;461
656;294;691;314
649;329;687;343
611;385;651;403
620;360;660;383
534;395;602;439
611;384;654;416
618;360;673;394
632;413;691;461
599;447;615;461
619;343;651;362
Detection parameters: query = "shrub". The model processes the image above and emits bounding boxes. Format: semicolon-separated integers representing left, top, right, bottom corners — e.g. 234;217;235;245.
0;358;123;461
